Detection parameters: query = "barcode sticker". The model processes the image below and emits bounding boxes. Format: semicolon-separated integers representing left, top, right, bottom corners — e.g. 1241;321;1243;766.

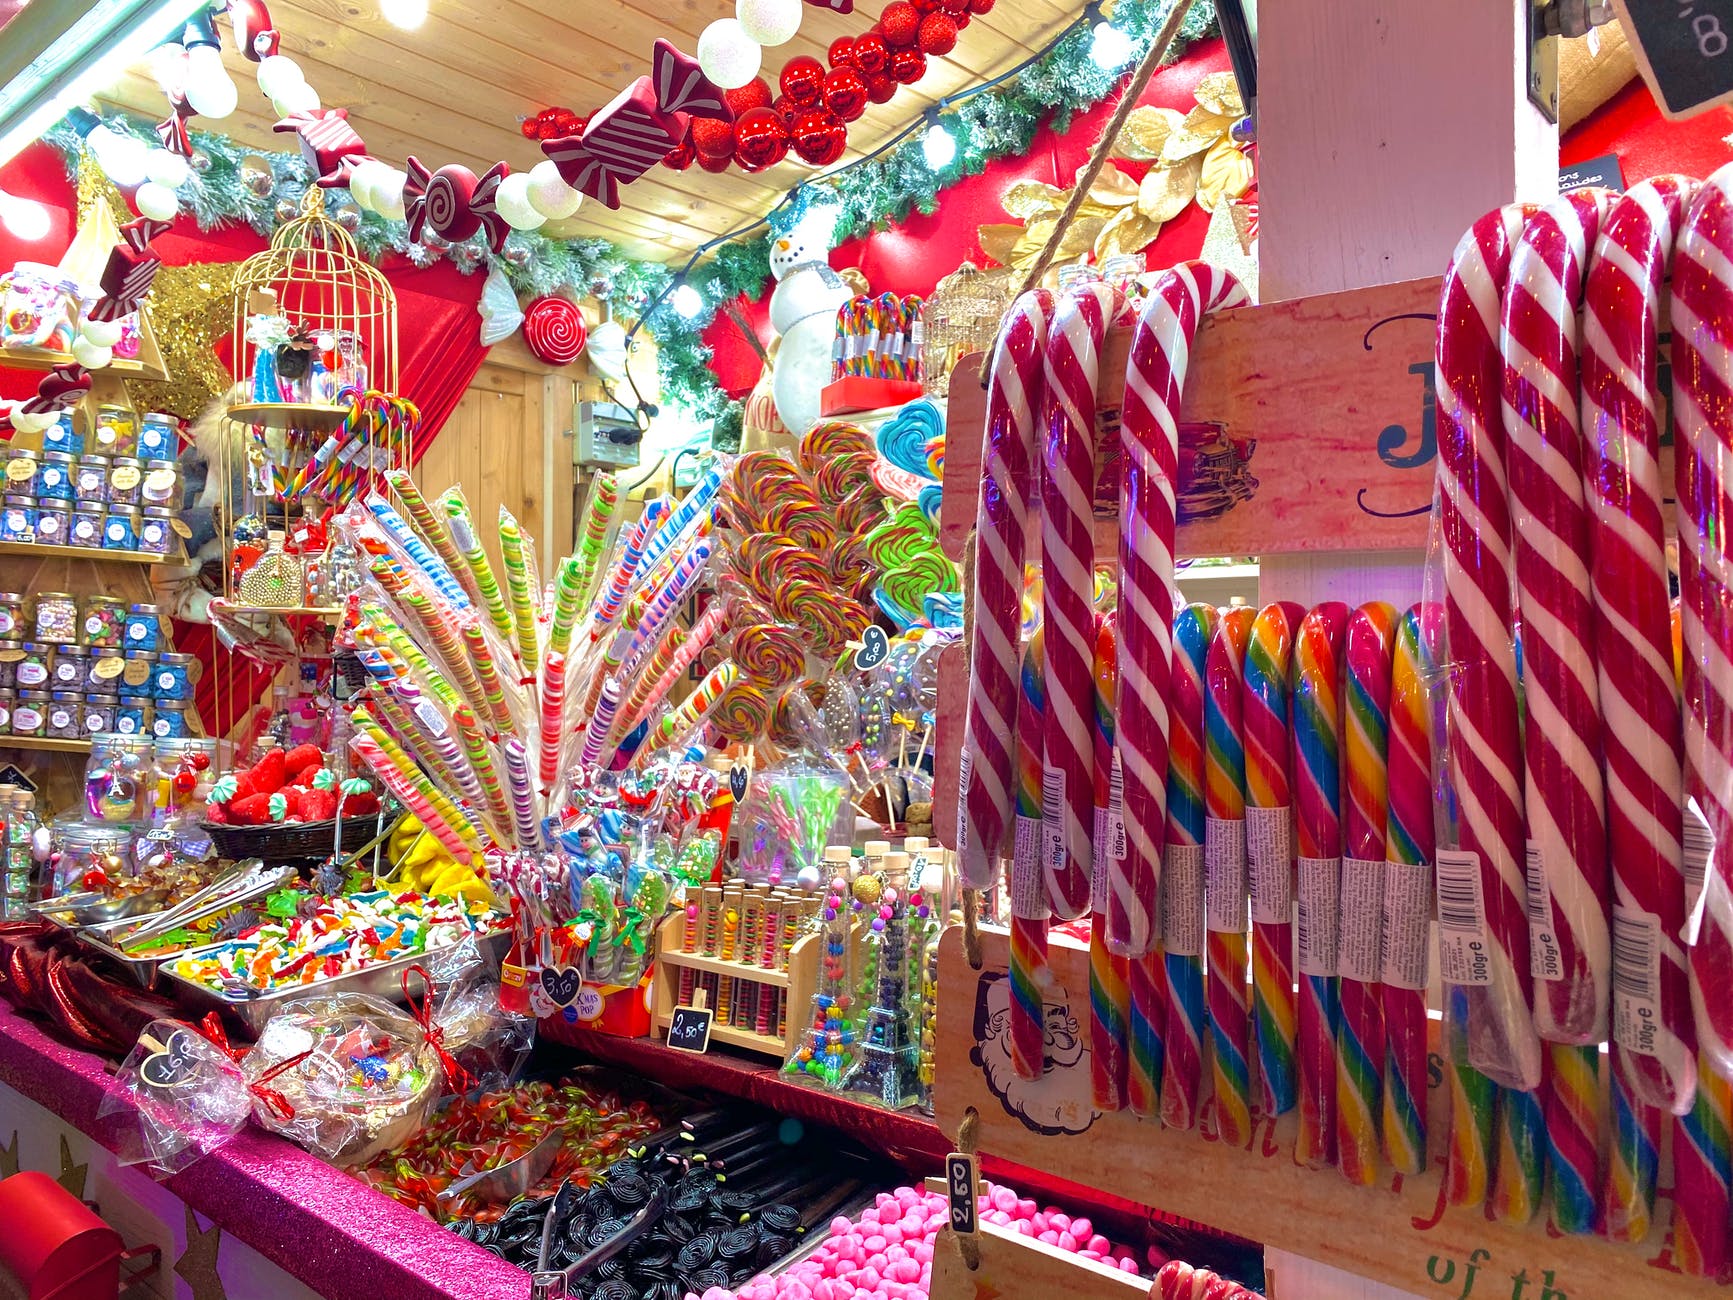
1042;767;1066;880
1612;904;1662;1056
1435;849;1493;985
1162;843;1205;957
1337;857;1385;983
1205;816;1248;933
1525;839;1564;983
1296;856;1340;977
414;698;448;735
1108;751;1126;861
1010;818;1048;921
1090;802;1111;912
1684;799;1714;945
1380;860;1433;990
1247;805;1294;924
954;750;972;854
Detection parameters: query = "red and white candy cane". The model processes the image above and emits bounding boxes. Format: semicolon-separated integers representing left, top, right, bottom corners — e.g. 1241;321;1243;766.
1500;187;1613;1048
1040;281;1128;921
1436;204;1543;1092
958;289;1055;890
1117;261;1250;954
1585;176;1701;1112
1674;165;1733;1081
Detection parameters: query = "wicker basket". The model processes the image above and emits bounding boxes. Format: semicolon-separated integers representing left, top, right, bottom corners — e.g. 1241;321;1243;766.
202;811;391;866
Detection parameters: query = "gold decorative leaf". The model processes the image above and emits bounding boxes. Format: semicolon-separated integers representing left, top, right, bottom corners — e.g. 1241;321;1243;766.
1087;166;1140;207
1001;180;1066;220
977;223;1024;268
1161;106;1235;163
1095;206;1163;261
1058;214;1108;259
1137;154;1203;222
1196;137;1254;212
1193;71;1244;118
1115;106;1185;161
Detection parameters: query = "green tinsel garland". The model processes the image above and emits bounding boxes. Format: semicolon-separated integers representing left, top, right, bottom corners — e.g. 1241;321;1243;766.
45;0;1213;428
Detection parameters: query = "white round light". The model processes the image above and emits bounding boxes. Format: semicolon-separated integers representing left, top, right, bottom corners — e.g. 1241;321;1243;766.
347;159;392;211
697;19;762;90
0;194;49;241
255;54;306;102
1090;21;1133;69
80;319;124;348
272;81;320;116
99;135;151;188
381;0;428;29
922;121;956;169
134;181;180;222
146;148;191;189
372;170;408;222
184;44;238;119
671;283;705;319
736;0;801;47
493;171;545;231
526;161;583;219
147;42;188;95
71;337;113;369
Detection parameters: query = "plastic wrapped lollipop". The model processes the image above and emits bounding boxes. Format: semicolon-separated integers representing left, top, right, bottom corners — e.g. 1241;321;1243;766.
576;872;622;984
614;870;673;986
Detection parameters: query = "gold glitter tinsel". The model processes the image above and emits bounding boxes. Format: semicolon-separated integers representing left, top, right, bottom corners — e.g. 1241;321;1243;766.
125;262;238;418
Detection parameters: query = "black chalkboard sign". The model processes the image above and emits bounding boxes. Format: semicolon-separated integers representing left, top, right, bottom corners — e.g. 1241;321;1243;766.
667;1003;714;1053
945;1152;979;1235
1614;0;1733;119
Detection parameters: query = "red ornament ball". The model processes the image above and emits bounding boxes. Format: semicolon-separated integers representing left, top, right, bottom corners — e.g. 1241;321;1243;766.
912;0;941;12
823;67;869;122
880;1;921;47
662;137;695;170
691;116;735;160
790;109;847;166
939;0;968;14
172;769;197;795
828;36;856;68
724;77;774;116
852;32;888;74
523;296;587;367
864;71;897;104
733;107;790;172
917;13;957;54
968;0;995;11
696;150;733;173
779;56;826;107
887;47;927;83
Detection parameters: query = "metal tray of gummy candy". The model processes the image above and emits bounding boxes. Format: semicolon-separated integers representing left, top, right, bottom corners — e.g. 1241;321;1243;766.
155;927;510;1035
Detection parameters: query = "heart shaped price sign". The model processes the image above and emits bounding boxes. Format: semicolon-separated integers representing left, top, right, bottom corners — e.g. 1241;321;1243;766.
853;624;891;671
540;965;584;1010
139;1028;199;1089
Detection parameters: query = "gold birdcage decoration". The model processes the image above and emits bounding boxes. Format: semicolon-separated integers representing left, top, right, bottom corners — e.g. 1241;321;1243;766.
922;261;1013;397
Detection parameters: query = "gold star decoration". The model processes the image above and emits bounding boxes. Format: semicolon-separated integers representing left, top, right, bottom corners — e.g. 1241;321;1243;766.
0;1129;17;1178
56;1133;87;1200
125;260;239;420
176;1207;228;1300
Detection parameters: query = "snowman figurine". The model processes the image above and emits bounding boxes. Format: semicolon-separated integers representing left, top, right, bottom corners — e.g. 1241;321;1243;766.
768;203;852;438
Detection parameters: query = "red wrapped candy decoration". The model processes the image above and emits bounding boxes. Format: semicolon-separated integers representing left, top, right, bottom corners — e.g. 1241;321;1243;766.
733;108;790;171
523;296;587;367
790;109;847;166
823;68;869;122
779;56;826;107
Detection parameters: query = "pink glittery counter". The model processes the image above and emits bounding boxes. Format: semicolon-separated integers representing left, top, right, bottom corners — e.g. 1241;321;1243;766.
0;997;530;1300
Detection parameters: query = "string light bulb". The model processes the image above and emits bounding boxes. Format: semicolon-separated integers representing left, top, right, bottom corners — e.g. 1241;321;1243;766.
922;117;956;170
0;190;50;241
671;283;705;319
1090;20;1133;69
381;0;428;29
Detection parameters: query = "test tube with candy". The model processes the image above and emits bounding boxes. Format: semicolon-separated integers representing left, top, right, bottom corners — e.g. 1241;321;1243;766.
499;507;541;677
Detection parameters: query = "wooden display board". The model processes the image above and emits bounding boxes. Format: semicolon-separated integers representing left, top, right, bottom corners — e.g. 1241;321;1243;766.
933;926;1719;1299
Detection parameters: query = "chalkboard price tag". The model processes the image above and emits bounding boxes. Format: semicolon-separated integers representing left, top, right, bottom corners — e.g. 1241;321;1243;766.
853;625;890;671
945;1151;980;1236
139;1028;198;1089
1613;0;1733;119
667;1003;714;1054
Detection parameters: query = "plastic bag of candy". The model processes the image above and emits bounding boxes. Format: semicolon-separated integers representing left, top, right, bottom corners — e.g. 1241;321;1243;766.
97;1018;256;1176
426;936;533;1095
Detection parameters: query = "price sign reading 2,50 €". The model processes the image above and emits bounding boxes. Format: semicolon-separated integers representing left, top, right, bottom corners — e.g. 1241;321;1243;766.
667;1003;714;1054
1614;0;1733;118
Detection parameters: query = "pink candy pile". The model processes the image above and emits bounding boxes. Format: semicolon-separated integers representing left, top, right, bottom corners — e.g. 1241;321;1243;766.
1153;1261;1262;1300
685;1181;1141;1300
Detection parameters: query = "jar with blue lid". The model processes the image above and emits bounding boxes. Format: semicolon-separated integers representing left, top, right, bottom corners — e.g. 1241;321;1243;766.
150;703;189;740
117;651;155;698
102;508;140;551
123;605;160;651
81;693;116;736
152;652;193;701
72;457;107;500
42;413;80;457
0;496;34;544
46;692;80;739
138;507;174;555
48;644;86;690
34;452;73;501
137;412;177;461
114;700;151;737
32;501;66;546
68;505;102;549
0;689;13;735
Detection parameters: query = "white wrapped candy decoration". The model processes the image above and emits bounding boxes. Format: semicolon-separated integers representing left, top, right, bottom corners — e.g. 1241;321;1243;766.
146;149;190;190
71;337;113;369
79;319;124;349
736;0;801;46
134;182;179;223
255;54;306;102
697;19;762;90
347;159;393;212
526;161;582;220
9;410;57;435
373;170;408;222
492;172;545;231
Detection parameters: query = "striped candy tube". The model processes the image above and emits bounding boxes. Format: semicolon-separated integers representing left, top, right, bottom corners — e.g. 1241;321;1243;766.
1092;610;1129;1111
1503;188;1613;1048
1381;605;1433;1175
1162;602;1215;1133
1603;1077;1660;1242
1119;262;1250;961
959;290;1053;890
625;601;729;731
592;514;651;633
621;542;711;677
1245;601;1303;1118
538;651;567;791
1443;986;1496;1209
1337;601;1397;1186
501;737;543;852
1204;605;1254;1149
499;510;542;678
462;622;516;736
1435;204;1543;1092
570;474;617;609
1040;282;1124;923
451;703;513;842
1292;601;1347;1169
1674;170;1733;1085
653;660;739;747
1674;1057;1733;1275
1489;1082;1546;1225
442;492;517;653
384;470;470;599
581;677;624;768
547;557;586;663
637;467;723;582
1544;1041;1601;1235
1009;627;1050;1081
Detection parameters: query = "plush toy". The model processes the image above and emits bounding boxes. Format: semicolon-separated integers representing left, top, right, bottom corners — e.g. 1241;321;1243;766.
768;202;852;438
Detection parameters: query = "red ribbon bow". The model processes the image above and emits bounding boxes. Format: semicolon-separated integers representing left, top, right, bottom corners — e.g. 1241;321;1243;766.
400;963;473;1093
195;1011;310;1124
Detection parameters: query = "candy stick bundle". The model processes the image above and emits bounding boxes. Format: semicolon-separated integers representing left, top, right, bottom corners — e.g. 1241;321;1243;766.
832;292;926;383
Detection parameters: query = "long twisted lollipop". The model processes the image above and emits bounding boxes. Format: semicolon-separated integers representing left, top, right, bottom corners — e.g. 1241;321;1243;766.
1204;605;1254;1148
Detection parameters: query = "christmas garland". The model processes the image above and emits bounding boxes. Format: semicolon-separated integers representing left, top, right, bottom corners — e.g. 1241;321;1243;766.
44;0;1213;429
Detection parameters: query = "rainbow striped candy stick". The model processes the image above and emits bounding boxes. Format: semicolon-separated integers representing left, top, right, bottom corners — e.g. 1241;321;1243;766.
1204;606;1254;1149
1490;1081;1547;1224
499;508;541;678
1009;628;1050;1081
441;490;517;658
1161;602;1215;1132
1292;601;1348;1169
1381;605;1433;1174
1091;611;1129;1110
1338;601;1397;1186
1602;1062;1660;1242
570;473;619;608
1443;986;1496;1208
1546;1042;1601;1234
1245;602;1302;1117
1674;1053;1733;1275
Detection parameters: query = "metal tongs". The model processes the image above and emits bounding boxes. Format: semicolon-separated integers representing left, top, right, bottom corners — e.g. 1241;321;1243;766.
116;859;290;949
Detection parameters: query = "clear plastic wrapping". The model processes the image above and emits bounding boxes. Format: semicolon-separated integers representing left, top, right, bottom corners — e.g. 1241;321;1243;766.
98;1019;255;1176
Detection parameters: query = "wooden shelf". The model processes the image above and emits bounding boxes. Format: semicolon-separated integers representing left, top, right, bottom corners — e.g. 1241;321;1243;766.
214;602;343;619
226;401;349;431
0;541;169;565
657;945;793;988
705;1021;793;1055
0;734;92;754
0;345;159;377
